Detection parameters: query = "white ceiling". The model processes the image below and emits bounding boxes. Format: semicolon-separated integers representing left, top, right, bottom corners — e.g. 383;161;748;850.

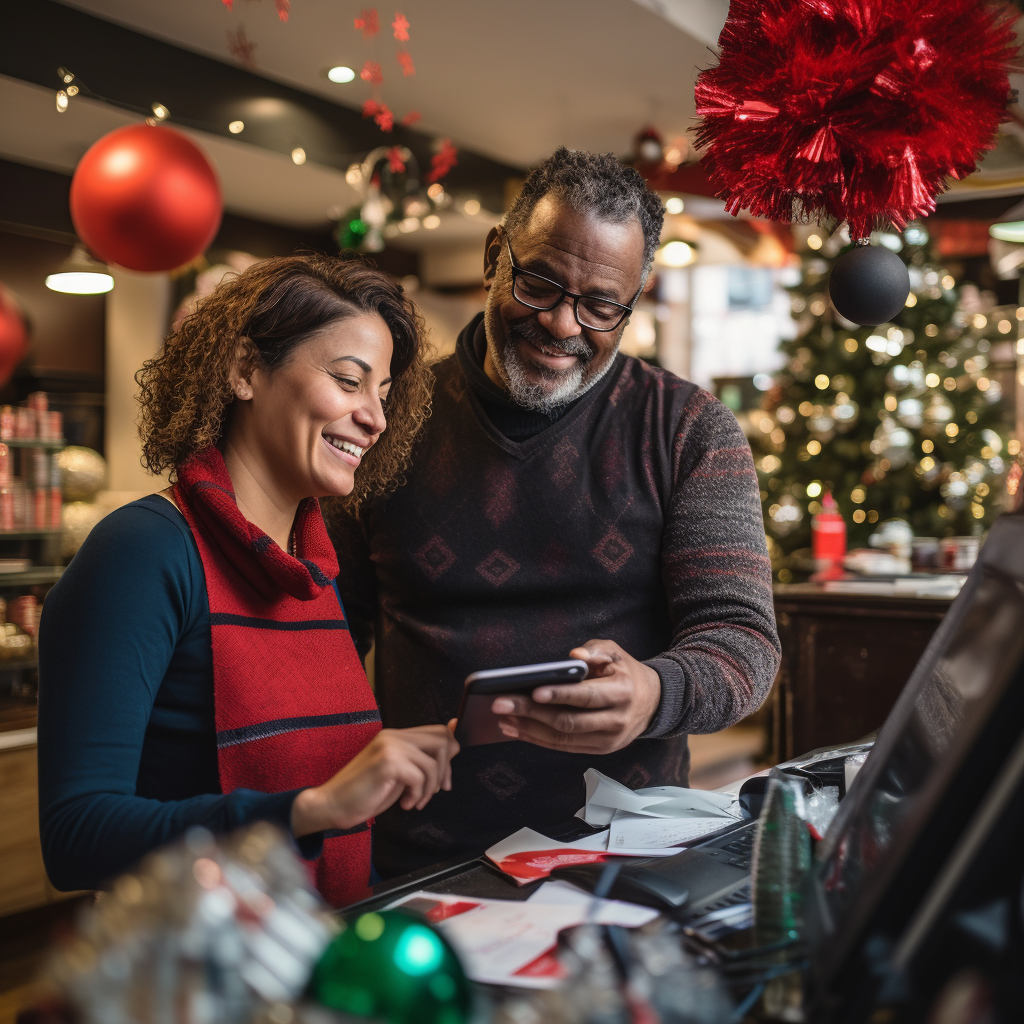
56;0;716;168
0;74;362;228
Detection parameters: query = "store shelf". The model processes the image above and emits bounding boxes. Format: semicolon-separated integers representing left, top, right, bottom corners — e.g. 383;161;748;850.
0;530;60;540
0;567;62;587
0;439;67;450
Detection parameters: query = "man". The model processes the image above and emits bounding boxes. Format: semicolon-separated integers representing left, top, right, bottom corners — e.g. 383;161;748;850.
333;148;780;879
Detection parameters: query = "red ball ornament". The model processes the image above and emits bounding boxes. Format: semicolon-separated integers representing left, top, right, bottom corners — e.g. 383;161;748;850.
70;124;222;273
0;286;28;387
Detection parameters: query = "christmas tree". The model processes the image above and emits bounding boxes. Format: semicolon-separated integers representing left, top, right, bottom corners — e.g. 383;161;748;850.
753;223;1017;578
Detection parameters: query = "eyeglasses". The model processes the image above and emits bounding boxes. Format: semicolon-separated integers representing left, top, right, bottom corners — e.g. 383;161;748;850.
504;239;640;332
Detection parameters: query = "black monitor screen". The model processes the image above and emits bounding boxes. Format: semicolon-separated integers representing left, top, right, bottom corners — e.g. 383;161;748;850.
812;564;1024;944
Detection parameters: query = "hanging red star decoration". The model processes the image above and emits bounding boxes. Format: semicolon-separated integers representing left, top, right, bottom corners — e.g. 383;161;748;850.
360;60;383;85
396;50;415;77
354;8;379;38
694;0;1016;239
426;139;458;184
392;12;410;41
387;147;407;173
221;0;233;11
400;110;421;127
274;0;290;21
362;99;394;132
226;25;257;68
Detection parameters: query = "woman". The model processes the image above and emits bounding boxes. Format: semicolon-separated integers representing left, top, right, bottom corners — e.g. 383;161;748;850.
37;254;457;906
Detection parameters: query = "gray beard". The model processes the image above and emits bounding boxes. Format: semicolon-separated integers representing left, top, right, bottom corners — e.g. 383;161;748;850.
483;293;619;414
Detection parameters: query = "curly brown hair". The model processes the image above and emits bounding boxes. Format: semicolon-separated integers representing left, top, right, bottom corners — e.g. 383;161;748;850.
136;253;433;512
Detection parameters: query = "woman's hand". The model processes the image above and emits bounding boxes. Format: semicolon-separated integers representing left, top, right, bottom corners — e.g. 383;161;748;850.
291;722;459;837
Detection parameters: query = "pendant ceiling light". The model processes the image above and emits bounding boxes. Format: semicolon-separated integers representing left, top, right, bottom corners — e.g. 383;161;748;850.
45;244;114;295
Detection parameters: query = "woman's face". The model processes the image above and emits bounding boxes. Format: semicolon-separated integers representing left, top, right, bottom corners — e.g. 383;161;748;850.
233;313;394;501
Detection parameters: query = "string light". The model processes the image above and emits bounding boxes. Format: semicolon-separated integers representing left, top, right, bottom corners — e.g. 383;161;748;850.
806;440;821;455
852;509;866;523
925;324;938;337
972;314;988;329
807;234;822;249
851;487;865;503
844;337;858;352
922;439;933;453
925;373;940;388
151;103;169;121
422;214;440;229
228;120;244;133
999;320;1012;333
814;373;829;389
946;423;959;437
291;147;306;165
905;293;917;307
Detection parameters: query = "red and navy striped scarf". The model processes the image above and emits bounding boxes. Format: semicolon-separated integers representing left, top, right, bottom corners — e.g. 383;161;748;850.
173;446;381;907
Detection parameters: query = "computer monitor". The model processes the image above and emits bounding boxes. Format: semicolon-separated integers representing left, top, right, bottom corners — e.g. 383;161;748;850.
804;510;1024;1020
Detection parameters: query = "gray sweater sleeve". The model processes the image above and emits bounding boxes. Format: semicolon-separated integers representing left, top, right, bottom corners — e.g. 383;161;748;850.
641;391;781;739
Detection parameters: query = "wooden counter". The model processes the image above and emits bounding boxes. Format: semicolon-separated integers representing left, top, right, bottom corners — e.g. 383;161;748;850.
769;583;955;762
0;730;48;917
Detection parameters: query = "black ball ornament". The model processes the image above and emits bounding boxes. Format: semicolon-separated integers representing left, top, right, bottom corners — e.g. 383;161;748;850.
827;243;910;326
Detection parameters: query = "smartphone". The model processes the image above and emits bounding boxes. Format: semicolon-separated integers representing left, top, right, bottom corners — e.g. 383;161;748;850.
453;659;588;746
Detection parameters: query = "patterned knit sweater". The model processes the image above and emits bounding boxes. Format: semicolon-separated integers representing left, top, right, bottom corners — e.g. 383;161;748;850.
331;315;780;878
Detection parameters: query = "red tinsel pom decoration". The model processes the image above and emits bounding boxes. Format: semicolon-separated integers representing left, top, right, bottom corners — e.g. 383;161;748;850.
397;50;415;77
694;0;1016;238
274;0;289;22
392;12;410;41
400;110;422;127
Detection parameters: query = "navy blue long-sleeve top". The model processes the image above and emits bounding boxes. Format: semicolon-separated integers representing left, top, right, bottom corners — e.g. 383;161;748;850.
37;494;317;891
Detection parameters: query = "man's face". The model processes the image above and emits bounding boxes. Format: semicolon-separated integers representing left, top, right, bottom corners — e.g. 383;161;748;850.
482;195;645;412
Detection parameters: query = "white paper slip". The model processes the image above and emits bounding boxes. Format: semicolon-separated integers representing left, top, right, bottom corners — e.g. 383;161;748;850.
527;881;659;927
383;890;639;989
608;812;737;850
579;768;740;826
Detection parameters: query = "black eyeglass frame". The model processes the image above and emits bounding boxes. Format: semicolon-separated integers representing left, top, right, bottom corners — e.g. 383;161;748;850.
504;238;641;332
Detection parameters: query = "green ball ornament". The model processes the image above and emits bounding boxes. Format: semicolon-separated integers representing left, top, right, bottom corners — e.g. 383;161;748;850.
309;910;470;1024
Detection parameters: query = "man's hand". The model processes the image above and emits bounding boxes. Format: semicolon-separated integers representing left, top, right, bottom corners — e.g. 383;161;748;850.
490;640;662;754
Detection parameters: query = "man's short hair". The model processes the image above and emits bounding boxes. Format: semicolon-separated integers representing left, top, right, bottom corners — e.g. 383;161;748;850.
503;147;665;280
